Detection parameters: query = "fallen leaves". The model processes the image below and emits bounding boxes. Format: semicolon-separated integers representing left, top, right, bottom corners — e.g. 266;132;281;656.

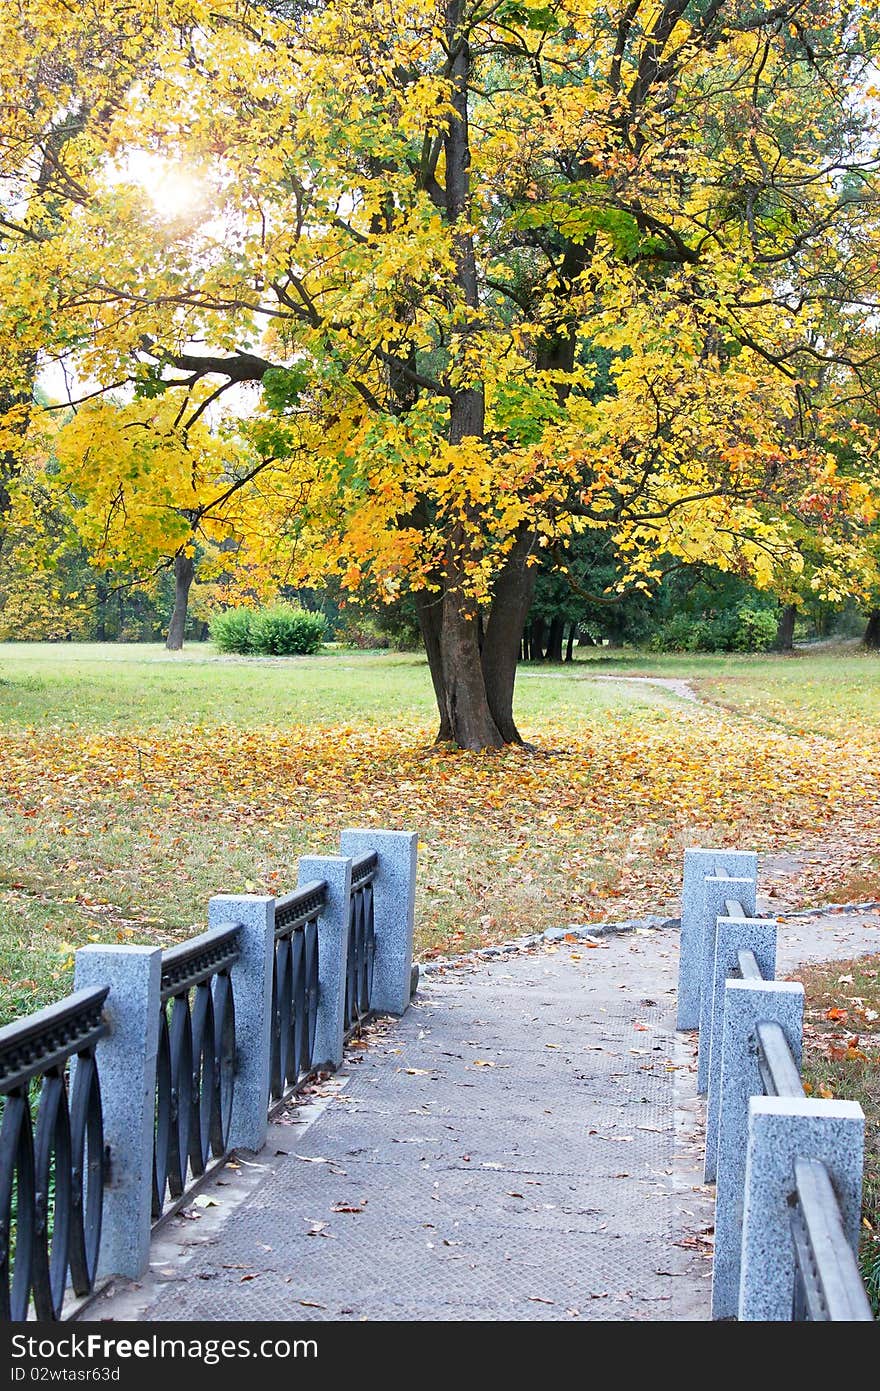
4;701;880;940
2;674;880;1020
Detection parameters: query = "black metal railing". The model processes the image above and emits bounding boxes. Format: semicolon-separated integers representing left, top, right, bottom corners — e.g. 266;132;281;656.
790;1158;874;1320
0;988;109;1320
270;882;324;1101
152;925;240;1219
345;852;377;1036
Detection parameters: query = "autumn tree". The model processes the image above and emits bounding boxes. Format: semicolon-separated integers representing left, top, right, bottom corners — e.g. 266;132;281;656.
7;0;880;742
0;3;209;538
48;390;300;648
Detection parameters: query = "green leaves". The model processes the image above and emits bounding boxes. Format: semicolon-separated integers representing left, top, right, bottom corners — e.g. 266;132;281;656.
492;0;560;32
261;365;311;413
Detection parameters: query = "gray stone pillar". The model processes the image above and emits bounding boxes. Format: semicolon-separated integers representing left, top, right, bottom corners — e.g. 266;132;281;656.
739;1096;864;1321
73;944;161;1279
678;848;757;1029
705;917;777;1181
340;828;418;1017
697;872;757;1093
208;893;275;1152
711;977;804;1319
297;855;352;1070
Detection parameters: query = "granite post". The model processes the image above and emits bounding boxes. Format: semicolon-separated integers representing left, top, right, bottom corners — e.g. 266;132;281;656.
739;1096;864;1321
73;944;161;1279
678;848;758;1029
697;871;757;1093
711;977;803;1320
705;917;777;1182
340;828;417;1017
297;855;352;1070
208;893;275;1152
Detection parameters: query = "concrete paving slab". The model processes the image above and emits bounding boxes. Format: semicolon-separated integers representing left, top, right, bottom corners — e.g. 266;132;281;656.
85;907;875;1324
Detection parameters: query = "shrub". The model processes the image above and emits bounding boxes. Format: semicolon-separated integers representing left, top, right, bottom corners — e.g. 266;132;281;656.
210;604;325;656
649;604;778;653
209;607;254;653
727;606;777;653
250;604;326;655
335;615;391;649
649;612;705;652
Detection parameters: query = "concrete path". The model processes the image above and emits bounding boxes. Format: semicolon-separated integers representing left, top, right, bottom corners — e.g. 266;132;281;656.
85;906;879;1323
88;925;712;1322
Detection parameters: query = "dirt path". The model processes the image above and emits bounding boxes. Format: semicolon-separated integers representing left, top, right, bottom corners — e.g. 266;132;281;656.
585;674;701;704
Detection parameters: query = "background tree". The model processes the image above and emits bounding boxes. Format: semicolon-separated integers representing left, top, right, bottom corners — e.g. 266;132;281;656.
50;392;299;648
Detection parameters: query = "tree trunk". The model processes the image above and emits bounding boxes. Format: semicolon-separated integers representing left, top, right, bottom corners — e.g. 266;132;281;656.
415;10;503;752
95;580;107;642
409;2;583;749
530;617;546;661
774;603;796;652
546;616;564;663
481;530;537;741
864;609;880;650
438;585;503;748
414;590;454;742
565;625;575;662
165;554;194;651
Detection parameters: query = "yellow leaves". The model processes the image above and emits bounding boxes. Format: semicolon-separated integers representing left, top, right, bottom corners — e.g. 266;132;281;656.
342;563;363;590
1;0;877;627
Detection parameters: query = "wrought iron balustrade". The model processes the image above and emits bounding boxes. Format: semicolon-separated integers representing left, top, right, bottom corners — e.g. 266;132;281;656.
153;925;240;1219
0;988;109;1320
270;882;325;1100
345;852;377;1035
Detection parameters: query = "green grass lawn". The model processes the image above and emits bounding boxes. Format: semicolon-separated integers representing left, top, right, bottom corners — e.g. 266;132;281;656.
0;640;878;1022
0;640;694;729
545;643;880;737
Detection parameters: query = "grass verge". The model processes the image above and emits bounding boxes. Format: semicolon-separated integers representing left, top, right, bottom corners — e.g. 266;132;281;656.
798;953;880;1314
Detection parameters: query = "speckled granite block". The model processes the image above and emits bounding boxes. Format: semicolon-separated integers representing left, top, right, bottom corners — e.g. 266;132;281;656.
697;874;757;1093
208;893;274;1152
678;848;757;1029
297;855;352;1069
712;979;803;1319
705;918;777;1181
739;1096;863;1321
340;829;417;1017
74;944;162;1278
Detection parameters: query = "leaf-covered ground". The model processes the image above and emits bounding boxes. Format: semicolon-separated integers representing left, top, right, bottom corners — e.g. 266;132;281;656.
0;643;878;1021
797;954;880;1312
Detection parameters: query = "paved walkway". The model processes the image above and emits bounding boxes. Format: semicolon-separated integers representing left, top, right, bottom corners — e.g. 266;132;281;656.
86;906;879;1323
